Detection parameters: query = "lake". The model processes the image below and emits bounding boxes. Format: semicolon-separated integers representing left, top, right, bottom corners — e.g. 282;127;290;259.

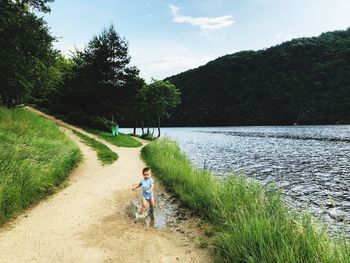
121;125;350;235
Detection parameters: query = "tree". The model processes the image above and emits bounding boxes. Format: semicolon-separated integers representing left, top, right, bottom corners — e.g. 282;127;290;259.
82;25;130;90
50;24;144;129
139;80;181;137
74;25;134;122
17;0;54;13
121;69;145;134
30;52;73;107
0;0;55;107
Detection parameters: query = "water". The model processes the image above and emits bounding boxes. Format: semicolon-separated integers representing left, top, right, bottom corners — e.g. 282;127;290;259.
125;190;191;229
121;126;350;235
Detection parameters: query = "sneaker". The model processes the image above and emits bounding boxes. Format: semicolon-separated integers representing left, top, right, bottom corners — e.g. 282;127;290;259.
135;212;146;219
139;213;147;219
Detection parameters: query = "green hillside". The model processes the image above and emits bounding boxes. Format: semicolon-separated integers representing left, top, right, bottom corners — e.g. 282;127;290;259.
166;28;350;126
0;107;81;223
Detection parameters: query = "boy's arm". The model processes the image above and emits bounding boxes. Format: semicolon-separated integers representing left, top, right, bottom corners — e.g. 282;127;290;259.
146;182;154;193
132;183;142;190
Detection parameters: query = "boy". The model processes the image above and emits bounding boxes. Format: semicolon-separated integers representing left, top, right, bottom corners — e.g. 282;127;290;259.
132;167;155;218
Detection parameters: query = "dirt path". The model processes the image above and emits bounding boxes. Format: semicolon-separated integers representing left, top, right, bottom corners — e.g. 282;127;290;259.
0;107;211;263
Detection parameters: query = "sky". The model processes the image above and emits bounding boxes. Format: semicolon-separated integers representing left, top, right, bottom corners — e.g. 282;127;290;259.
42;0;350;82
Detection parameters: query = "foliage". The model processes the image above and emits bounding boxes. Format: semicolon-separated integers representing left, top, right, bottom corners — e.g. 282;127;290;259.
28;52;74;108
0;1;176;135
16;0;54;13
0;0;56;107
0;107;81;223
166;28;350;126
141;138;350;262
138;80;181;136
51;25;143;124
72;130;118;164
139;80;181;120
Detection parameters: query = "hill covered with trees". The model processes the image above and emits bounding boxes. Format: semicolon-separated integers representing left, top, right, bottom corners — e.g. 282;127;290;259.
166;28;350;126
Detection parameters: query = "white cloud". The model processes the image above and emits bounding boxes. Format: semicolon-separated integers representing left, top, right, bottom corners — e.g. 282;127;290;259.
129;43;217;82
169;5;235;30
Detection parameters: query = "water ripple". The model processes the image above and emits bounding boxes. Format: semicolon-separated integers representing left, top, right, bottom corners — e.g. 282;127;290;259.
160;126;350;236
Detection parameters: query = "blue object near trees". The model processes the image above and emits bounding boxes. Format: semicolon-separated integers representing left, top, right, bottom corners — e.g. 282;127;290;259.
111;124;119;136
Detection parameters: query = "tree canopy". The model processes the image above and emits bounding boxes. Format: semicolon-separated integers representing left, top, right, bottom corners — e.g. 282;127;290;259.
49;25;144;129
138;80;181;136
17;0;54;13
0;0;56;107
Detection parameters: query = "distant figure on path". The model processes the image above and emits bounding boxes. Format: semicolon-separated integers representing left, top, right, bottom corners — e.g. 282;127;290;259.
111;123;119;136
132;167;155;218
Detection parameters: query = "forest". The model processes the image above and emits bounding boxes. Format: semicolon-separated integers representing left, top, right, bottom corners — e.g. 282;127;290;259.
0;0;180;136
1;0;349;128
166;28;350;126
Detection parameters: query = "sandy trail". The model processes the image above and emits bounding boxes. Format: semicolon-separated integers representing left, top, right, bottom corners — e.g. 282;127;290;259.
0;107;210;263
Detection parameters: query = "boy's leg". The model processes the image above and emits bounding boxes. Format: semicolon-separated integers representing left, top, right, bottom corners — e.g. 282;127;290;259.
140;198;147;215
149;197;155;213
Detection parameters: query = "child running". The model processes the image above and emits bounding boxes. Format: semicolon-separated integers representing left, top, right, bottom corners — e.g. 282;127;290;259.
132;167;155;218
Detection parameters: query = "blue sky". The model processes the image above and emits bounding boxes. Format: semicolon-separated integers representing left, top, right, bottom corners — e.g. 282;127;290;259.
43;0;350;82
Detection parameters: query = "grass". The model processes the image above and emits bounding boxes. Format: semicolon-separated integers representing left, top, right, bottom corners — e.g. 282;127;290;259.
197;236;209;248
87;129;142;147
141;138;350;263
72;130;118;165
0;107;81;224
131;133;157;141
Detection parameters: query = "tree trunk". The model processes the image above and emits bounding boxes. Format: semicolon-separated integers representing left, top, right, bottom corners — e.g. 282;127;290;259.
157;116;161;137
141;121;145;135
111;110;114;123
146;115;150;135
133;120;137;135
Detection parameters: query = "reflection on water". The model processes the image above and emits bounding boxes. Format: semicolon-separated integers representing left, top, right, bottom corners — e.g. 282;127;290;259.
122;126;350;235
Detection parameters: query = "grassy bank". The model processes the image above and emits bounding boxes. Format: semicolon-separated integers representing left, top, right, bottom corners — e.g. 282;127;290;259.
0;107;81;224
131;133;157;141
141;138;349;263
87;129;142;147
73;130;118;165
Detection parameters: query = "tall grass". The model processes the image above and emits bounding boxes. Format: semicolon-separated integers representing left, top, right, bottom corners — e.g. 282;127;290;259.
87;129;142;147
73;130;118;165
141;138;349;263
0;107;81;224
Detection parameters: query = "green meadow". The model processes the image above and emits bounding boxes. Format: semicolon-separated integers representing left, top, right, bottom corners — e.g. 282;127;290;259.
0;107;81;224
72;130;118;165
87;129;142;148
141;138;350;263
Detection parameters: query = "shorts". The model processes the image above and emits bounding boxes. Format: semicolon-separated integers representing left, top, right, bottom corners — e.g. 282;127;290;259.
143;192;154;200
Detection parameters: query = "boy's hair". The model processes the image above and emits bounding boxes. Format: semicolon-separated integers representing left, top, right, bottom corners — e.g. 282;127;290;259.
142;167;151;174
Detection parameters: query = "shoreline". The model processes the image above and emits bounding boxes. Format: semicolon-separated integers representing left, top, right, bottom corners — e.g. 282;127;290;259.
141;138;350;262
136;125;350;237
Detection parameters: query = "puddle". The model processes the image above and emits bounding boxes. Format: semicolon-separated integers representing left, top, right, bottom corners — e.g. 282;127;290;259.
125;190;191;229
